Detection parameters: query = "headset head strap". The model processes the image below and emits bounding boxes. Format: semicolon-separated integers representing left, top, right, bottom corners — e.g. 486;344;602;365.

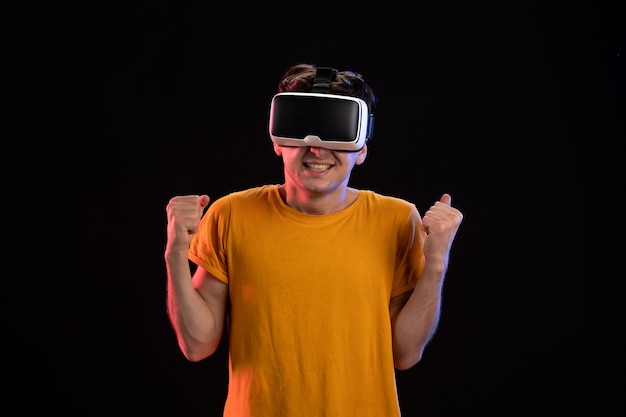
310;67;338;92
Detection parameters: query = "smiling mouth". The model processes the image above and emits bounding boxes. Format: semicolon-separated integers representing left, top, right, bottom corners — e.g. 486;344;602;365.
304;163;332;172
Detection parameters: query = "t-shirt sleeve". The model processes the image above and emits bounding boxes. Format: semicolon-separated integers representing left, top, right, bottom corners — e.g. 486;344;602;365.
391;204;426;298
188;196;231;284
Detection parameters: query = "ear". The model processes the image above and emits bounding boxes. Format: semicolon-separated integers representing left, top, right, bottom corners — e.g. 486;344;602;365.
355;143;368;165
273;142;282;156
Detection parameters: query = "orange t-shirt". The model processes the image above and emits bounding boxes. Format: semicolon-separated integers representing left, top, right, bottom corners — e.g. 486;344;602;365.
189;184;426;417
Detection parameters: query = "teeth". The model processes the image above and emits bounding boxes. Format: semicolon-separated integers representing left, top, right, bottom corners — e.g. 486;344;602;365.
307;163;331;172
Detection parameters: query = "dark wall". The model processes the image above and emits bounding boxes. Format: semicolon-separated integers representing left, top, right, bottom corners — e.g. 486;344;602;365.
8;1;622;415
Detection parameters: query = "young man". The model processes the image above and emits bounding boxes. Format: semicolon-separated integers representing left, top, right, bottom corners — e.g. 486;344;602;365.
165;63;463;416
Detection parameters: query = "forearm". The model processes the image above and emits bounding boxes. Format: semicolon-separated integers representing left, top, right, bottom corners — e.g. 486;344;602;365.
392;258;447;370
165;248;223;361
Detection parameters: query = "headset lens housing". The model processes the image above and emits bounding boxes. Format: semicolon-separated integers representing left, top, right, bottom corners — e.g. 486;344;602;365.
269;92;372;151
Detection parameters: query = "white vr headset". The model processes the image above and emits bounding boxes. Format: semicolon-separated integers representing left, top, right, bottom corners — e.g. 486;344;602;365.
268;68;375;151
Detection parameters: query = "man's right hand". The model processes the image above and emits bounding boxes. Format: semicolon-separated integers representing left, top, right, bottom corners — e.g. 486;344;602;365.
166;195;210;253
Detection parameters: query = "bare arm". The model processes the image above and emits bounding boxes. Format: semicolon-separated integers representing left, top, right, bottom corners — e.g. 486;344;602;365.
165;195;229;362
390;193;463;370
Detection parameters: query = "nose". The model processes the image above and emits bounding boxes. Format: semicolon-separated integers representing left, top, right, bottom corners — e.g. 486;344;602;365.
308;146;331;156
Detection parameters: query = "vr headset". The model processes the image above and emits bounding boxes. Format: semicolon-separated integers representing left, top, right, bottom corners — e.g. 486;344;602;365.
269;67;374;151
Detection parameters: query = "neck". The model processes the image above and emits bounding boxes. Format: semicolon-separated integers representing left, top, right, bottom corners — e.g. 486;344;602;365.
277;184;358;215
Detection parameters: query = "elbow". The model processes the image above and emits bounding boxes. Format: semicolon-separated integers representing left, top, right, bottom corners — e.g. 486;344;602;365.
183;349;212;363
394;350;423;371
179;338;221;362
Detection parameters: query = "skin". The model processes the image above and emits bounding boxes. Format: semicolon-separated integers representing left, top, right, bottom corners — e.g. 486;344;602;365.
273;144;367;214
165;143;463;370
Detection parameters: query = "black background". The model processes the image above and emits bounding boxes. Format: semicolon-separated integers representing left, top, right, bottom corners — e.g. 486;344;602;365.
7;1;623;415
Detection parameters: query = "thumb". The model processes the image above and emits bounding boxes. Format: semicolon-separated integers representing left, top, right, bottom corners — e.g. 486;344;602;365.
199;194;210;208
440;193;452;206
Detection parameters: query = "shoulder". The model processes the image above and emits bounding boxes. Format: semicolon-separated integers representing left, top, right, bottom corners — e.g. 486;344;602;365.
208;185;278;214
359;190;416;211
357;190;422;229
212;185;276;204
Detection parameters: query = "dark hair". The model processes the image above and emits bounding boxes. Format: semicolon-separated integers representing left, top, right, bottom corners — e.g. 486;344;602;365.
277;63;377;114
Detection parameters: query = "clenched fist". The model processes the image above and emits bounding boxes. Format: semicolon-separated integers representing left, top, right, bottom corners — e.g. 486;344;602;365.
166;195;210;253
421;193;463;266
